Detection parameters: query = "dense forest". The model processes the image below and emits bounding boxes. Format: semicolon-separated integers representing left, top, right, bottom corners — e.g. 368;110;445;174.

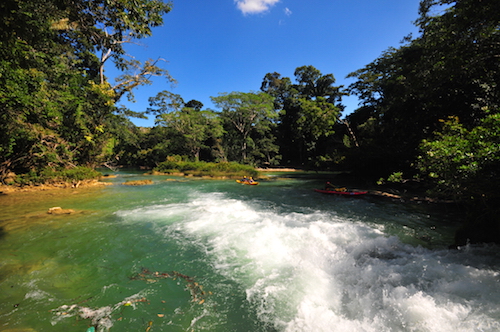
1;0;499;244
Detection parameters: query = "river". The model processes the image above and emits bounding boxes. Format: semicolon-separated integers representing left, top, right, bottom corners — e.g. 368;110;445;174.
0;170;499;332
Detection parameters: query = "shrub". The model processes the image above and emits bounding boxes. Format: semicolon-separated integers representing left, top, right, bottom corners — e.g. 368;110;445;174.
14;166;101;185
154;157;259;177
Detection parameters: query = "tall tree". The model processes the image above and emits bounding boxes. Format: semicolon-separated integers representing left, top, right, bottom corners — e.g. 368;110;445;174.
346;0;500;177
151;94;223;161
55;0;174;100
343;0;500;244
0;0;109;176
147;91;185;117
0;0;174;181
261;66;344;166
211;92;277;164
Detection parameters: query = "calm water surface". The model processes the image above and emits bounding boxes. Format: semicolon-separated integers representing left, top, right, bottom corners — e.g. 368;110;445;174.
0;171;499;331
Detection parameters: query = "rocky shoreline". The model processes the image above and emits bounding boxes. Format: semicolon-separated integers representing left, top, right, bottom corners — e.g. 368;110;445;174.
0;171;453;205
0;179;111;194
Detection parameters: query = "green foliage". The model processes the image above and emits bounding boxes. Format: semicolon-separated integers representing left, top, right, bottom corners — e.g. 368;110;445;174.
154;157;259;178
387;172;404;183
115;96;226;167
261;66;344;166
339;0;500;244
151;94;224;161
375;172;405;186
113;126;174;167
416;112;500;244
14;166;102;186
0;0;173;182
113;58;175;103
345;0;500;177
211;91;278;165
416;114;500;201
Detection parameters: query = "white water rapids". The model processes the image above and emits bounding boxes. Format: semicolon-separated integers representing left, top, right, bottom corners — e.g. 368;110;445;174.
116;192;500;332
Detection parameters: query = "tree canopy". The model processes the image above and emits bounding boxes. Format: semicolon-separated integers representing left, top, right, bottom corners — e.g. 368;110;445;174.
0;0;173;181
211;92;278;165
345;0;500;176
344;0;500;244
151;94;223;161
261;66;344;166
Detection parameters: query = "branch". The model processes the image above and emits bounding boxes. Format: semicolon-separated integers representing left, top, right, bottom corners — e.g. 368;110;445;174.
343;120;360;148
112;58;175;102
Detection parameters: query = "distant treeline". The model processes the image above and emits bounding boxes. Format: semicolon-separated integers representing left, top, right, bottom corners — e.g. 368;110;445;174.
1;0;499;244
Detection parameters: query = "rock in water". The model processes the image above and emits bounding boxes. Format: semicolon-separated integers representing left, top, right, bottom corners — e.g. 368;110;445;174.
47;207;75;215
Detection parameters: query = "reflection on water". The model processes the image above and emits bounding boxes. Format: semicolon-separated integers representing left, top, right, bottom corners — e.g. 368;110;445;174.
0;172;499;331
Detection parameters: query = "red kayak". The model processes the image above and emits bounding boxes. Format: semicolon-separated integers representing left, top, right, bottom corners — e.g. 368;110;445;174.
314;189;368;196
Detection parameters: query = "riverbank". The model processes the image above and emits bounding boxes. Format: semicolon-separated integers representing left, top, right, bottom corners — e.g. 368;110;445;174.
258;168;456;204
256;167;302;172
0;169;453;204
0;179;111;194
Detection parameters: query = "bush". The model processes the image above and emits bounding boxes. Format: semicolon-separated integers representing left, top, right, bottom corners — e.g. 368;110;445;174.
14;166;102;185
154;157;259;177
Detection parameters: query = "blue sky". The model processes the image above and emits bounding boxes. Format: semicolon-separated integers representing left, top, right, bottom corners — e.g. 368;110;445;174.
110;0;422;127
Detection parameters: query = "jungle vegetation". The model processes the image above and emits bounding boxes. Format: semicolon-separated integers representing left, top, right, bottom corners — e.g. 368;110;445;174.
1;0;499;244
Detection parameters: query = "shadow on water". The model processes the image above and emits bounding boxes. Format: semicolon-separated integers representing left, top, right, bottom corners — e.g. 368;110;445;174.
262;170;339;180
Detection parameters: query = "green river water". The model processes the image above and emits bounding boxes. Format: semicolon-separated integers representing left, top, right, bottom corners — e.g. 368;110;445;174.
0;170;499;332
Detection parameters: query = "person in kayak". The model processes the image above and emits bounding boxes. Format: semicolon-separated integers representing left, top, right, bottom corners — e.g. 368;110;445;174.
325;182;347;192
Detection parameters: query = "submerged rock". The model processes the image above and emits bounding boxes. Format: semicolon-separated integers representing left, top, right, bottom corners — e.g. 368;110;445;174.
122;180;153;186
47;207;75;215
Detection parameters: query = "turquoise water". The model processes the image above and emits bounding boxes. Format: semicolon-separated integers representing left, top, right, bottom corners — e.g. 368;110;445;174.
1;171;499;331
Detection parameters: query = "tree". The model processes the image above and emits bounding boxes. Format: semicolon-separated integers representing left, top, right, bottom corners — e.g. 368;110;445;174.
260;72;294;111
343;0;500;243
147;93;223;161
112;58;175;103
417;114;500;198
0;0;174;182
261;66;344;166
185;99;204;111
147;91;185;117
416;113;500;244
0;0;114;176
57;0;175;101
28;0;175;103
158;108;223;161
294;97;340;159
346;0;500;177
211;92;277;164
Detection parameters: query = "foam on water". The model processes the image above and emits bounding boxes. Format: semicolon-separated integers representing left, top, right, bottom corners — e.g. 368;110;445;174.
51;291;150;330
117;191;500;332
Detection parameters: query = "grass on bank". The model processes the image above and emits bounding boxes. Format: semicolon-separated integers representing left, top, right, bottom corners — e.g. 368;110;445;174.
4;158;259;187
10;166;102;186
153;159;260;178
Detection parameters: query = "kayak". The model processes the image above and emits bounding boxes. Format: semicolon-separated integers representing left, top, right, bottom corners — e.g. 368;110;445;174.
314;189;367;196
236;180;259;185
314;189;367;195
